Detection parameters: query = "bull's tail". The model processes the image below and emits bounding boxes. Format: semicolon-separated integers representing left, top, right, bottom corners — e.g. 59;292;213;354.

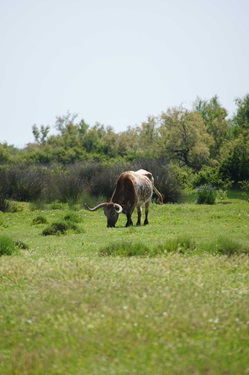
153;185;164;204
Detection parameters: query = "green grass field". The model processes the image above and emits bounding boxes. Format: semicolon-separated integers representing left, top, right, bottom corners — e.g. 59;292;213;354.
0;197;249;374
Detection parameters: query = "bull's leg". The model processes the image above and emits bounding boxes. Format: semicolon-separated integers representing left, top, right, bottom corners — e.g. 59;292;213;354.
125;213;133;227
136;206;142;226
144;202;150;225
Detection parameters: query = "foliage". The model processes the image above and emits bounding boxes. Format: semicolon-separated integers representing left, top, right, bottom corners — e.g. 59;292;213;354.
32;215;48;225
99;241;151;257
0;235;16;256
14;240;29;250
32;124;50;144
63;212;82;224
42;212;83;235
156;236;196;254
196;185;216;204
99;236;196;257
0;164;48;203
1;93;249;195
233;94;249;132
201;236;249;256
239;180;249;201
158;107;214;170
191;166;230;189
219;130;249;185
42;221;82;236
194;95;229;159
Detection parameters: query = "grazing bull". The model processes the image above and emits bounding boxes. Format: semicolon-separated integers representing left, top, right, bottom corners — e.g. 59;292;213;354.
85;169;163;228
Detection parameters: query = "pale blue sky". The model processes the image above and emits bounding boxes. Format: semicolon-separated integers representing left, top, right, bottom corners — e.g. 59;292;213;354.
0;0;248;147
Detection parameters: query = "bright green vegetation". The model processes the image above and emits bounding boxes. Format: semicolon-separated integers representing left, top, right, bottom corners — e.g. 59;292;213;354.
0;198;249;374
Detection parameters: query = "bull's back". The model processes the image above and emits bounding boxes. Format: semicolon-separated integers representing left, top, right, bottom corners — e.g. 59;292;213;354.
111;172;136;206
128;172;153;205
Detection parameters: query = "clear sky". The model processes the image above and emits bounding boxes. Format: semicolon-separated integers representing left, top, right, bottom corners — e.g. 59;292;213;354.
0;0;248;147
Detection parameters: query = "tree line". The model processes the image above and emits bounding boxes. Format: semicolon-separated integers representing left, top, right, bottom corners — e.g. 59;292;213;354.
0;94;248;208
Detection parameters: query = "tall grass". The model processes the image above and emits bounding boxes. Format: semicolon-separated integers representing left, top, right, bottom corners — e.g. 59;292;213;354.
99;236;196;257
0;235;16;256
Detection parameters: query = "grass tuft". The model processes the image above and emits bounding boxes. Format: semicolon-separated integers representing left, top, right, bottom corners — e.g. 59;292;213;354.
42;220;83;236
14;240;29;250
0;235;16;256
99;241;150;257
32;215;48;225
202;236;249;256
99;236;196;257
156;236;196;254
42;222;70;236
63;212;82;224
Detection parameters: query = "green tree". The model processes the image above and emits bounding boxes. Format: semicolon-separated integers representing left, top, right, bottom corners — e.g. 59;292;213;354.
158;107;213;170
219;94;249;184
32;125;50;144
193;96;229;159
136;116;160;158
219;131;249;184
233;94;249;132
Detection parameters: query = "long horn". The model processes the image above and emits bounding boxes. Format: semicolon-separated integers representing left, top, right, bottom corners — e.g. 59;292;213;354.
85;202;107;211
114;203;123;213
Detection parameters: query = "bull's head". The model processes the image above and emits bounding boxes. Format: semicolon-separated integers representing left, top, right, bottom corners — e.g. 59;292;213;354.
85;202;123;228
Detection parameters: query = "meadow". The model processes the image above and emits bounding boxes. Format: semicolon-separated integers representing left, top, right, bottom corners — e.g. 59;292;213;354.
0;195;249;375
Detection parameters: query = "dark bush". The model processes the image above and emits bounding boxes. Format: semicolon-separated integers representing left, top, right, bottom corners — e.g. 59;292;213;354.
42;222;69;236
196;185;216;204
42;220;82;236
32;215;48;225
89;165;124;199
0;235;16;256
0;165;49;203
63;212;82;223
0;169;10;211
0;160;182;205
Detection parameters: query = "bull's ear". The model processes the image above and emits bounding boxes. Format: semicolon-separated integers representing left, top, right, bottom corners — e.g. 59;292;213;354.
85;203;107;211
113;204;123;213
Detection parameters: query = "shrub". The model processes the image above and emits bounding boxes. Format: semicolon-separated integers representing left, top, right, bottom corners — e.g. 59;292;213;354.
156;236;196;254
14;241;29;250
239;180;249;201
42;220;82;236
99;236;196;257
0;199;11;212
32;215;48;225
56;173;84;207
63;212;82;223
89;164;126;199
196;185;216;204
99;241;150;257
0;236;16;256
201;237;249;256
0;165;52;203
216;189;228;201
42;222;69;236
192;167;226;189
